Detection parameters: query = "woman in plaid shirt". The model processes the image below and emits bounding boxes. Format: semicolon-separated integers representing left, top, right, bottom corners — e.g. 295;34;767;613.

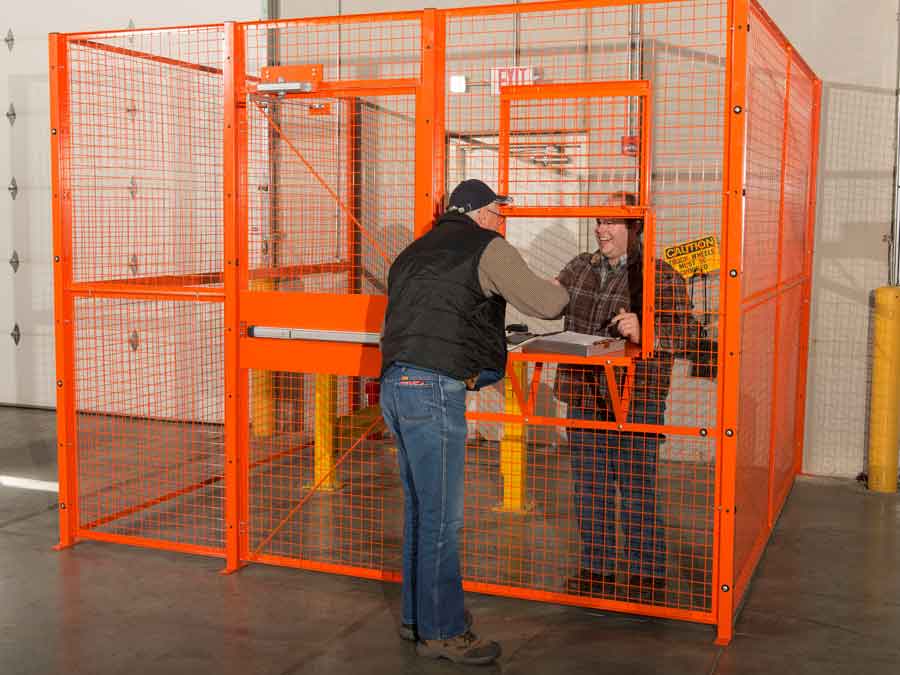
555;192;708;599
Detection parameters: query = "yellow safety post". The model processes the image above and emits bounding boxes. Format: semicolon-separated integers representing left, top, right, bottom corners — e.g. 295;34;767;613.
250;279;275;438
314;373;340;490
867;287;900;493
498;361;531;512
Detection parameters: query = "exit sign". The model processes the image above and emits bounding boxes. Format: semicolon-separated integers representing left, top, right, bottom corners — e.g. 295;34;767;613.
491;66;537;95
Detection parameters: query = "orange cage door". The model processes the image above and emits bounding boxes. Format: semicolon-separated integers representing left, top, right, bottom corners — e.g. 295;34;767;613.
496;80;656;359
234;75;420;569
239;82;419;380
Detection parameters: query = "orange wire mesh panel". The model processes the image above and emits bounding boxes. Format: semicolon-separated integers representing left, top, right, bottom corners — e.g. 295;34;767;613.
498;82;650;210
238;15;424;576
243;19;421;296
66;28;225;290
74;297;225;552
245;92;417;294
245;370;403;574
462;360;717;617
734;0;787;597
445;0;726;622
732;1;821;609
49;0;820;645
56;26;227;555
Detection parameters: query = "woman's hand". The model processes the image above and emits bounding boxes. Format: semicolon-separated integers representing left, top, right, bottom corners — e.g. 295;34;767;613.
610;307;640;344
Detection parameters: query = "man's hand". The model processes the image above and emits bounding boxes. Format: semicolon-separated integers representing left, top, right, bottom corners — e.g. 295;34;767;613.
610;307;640;344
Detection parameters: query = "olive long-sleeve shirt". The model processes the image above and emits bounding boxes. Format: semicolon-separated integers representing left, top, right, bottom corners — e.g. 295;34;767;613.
477;237;569;319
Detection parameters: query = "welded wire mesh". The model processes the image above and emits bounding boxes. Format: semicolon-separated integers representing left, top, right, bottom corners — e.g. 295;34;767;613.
75;297;225;550
734;2;818;600
247;95;416;294
51;0;819;637
445;0;726;613
503;94;644;209
67;27;224;287
246;371;401;570
462;361;716;611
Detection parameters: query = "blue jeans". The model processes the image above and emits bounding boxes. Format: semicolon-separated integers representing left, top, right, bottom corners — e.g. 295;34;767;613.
380;363;468;640
568;399;667;578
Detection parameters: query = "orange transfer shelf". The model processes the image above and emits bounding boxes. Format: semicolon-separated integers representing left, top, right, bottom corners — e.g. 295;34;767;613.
504;343;640;424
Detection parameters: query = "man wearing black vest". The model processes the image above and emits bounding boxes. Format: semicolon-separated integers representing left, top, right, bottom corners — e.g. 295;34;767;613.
380;179;568;665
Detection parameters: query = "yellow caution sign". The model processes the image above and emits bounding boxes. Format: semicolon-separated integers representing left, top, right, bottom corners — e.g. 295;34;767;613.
663;235;720;279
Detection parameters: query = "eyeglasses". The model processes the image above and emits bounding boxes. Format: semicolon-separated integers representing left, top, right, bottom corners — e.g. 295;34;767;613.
487;209;504;218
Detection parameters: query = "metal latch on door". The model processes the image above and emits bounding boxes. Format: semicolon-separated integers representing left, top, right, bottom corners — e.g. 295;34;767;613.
247;326;380;345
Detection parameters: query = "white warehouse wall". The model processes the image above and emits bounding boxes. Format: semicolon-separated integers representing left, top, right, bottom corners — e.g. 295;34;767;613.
0;1;263;408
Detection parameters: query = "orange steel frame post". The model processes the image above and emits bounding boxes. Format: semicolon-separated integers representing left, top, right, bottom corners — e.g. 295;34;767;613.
223;21;247;573
48;0;822;646
415;8;446;235
346;96;361;412
49;33;78;551
714;0;749;646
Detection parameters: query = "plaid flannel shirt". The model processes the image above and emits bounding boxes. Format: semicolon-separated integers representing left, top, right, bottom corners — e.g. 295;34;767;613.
554;244;705;410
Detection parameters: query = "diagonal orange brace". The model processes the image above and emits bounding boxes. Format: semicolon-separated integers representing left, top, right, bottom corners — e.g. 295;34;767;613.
620;362;636;418
506;361;528;413
527;362;544;417
250;99;392;265
603;361;633;425
250;414;383;559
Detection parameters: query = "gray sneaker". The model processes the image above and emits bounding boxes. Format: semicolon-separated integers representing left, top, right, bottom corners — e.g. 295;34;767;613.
399;609;473;642
416;630;501;665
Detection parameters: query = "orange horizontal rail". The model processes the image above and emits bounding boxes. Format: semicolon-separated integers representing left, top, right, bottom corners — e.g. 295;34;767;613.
500;80;651;101
445;0;680;18
77;530;225;558
240;338;382;377
509;347;639;367
248;553;404;582
69;284;225;302
466;410;710;437
501;206;651;219
462;579;715;624
239;291;387;330
69;39;223;76
250;79;417;98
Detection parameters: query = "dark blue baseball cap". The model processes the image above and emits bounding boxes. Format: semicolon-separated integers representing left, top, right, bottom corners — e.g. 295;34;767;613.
447;179;511;214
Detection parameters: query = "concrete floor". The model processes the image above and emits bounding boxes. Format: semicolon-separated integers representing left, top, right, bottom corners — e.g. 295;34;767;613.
1;406;898;675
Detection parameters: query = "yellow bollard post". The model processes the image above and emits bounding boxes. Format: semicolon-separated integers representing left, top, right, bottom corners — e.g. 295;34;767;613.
314;373;340;491
498;361;531;512
250;279;275;438
867;287;900;493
